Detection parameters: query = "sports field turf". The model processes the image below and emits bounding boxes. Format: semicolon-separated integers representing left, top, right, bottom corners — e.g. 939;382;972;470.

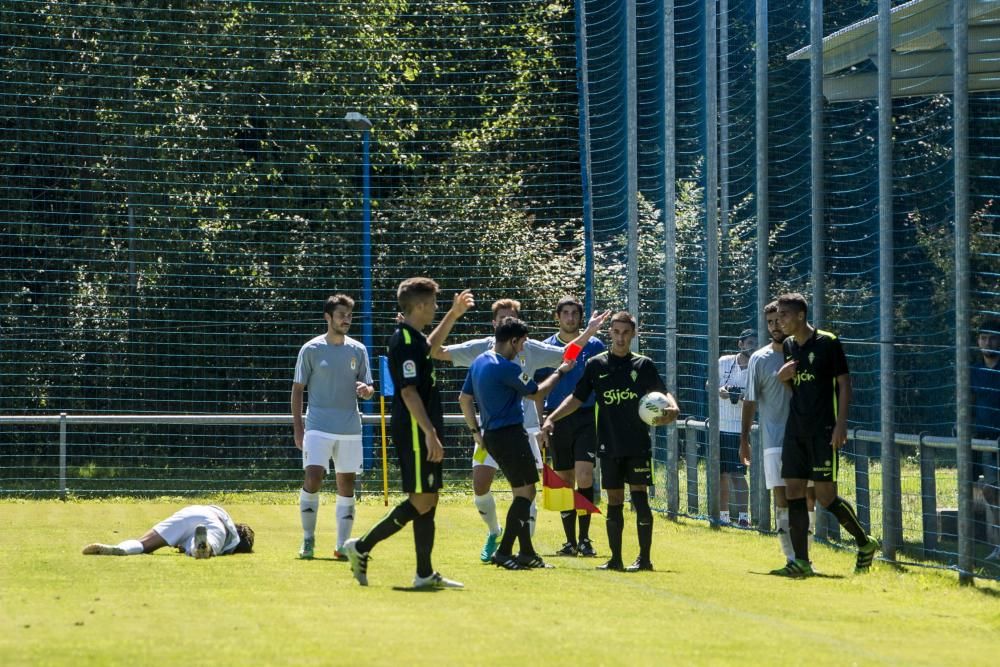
1;495;998;666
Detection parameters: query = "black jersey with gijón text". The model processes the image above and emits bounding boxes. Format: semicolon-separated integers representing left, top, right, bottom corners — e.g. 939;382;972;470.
387;322;444;433
572;351;666;457
782;328;849;437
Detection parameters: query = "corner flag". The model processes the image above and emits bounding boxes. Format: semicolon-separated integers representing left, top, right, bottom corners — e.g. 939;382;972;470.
541;463;601;514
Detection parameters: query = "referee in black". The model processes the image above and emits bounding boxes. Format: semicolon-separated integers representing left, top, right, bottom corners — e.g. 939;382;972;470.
772;292;878;577
540;311;679;571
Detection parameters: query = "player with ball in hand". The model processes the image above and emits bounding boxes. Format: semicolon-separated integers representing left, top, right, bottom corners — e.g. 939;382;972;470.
540;311;678;572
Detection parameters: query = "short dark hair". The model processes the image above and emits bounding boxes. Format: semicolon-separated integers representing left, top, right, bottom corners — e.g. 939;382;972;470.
491;298;521;318
764;300;778;315
324;294;355;316
494;316;530;343
776;292;808;316
980;317;1000;336
555;296;584;318
610;311;636;330
233;523;254;554
397;277;439;314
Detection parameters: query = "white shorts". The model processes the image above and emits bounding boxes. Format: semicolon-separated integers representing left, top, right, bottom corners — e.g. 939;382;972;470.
152;505;228;557
763;448;815;490
303;430;363;475
472;427;543;471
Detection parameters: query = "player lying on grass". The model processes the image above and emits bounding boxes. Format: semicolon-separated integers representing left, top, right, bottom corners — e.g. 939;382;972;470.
82;504;254;559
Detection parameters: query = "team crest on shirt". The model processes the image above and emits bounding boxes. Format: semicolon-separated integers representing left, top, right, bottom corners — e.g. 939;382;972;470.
519;372;531;385
402;360;417;379
808;352;815;365
350;357;357;371
631;370;638;382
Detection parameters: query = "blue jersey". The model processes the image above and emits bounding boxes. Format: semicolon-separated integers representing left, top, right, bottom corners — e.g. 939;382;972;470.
536;334;605;410
462;351;539;431
972;359;1000;439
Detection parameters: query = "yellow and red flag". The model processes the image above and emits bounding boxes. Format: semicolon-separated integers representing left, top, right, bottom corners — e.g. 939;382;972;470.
541;463;601;514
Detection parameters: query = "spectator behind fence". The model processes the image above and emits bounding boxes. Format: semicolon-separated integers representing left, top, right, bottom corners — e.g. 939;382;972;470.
710;329;755;526
972;317;1000;562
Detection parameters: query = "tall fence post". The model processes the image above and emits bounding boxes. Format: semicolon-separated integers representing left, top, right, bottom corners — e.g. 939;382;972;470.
663;0;679;520
854;434;871;532
919;434;938;556
59;412;67;500
705;0;721;527
685;420;700;514
750;426;769;529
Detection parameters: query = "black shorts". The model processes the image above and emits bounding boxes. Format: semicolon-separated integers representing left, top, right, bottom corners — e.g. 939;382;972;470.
972;448;999;486
550;409;597;471
600;455;652;489
392;417;444;494
483;425;540;488
720;432;747;475
781;427;837;483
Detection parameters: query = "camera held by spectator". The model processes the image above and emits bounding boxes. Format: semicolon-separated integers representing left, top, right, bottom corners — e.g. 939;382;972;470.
725;385;743;404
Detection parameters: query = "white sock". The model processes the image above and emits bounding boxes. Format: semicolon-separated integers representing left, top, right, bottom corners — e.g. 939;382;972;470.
117;539;144;555
335;495;356;549
529;498;537;537
300;489;320;539
474;492;501;535
808;510;816;547
775;507;794;561
720;510;731;524
738;511;749;525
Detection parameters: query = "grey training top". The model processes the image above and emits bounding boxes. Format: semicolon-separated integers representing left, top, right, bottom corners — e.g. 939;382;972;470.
446;336;564;428
293;334;372;435
744;344;791;452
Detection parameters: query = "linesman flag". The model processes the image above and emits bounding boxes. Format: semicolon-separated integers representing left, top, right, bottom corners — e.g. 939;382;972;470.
541;463;601;515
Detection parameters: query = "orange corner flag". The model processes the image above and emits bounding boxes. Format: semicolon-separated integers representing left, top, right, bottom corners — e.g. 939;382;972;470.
542;463;601;515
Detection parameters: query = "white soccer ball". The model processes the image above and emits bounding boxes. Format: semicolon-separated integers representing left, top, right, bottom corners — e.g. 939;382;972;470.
638;392;670;426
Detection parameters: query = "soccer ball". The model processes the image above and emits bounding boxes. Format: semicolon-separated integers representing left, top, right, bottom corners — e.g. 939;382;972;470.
638;392;670;426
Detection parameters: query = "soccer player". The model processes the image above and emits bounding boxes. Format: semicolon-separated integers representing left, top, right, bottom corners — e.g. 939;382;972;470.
712;329;754;526
458;317;578;570
82;504;254;559
342;278;474;588
771;292;879;577
292;294;375;561
433;297;607;563
971;317;1000;562
540;311;679;572
740;301;816;565
535;296;607;557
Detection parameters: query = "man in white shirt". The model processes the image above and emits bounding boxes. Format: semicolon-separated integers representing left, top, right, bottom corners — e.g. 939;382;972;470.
714;329;754;525
82;505;254;558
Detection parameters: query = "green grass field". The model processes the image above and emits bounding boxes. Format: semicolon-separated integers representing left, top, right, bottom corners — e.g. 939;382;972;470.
2;495;998;666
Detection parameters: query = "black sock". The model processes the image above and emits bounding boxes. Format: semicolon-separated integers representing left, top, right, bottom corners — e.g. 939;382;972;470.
357;500;420;553
578;486;594;541
631;491;653;561
412;506;435;578
561;510;577;544
788;497;809;562
499;496;531;556
826;497;868;545
606;503;624;563
518;500;536;557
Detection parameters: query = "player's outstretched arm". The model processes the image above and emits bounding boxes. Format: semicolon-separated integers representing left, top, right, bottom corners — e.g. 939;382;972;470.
428;289;475;357
527;360;575;401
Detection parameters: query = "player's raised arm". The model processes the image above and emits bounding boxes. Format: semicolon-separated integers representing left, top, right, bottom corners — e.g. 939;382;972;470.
427;288;474;356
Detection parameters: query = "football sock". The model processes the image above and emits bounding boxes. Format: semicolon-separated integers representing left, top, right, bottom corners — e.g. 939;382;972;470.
561;511;577;544
826;497;868;545
335;494;355;549
299;489;320;539
520;501;536;556
788;497;810;562
529;498;538;537
474;492;501;535
357;499;420;553
499;496;532;556
775;506;795;561
720;510;731;524
577;486;594;540
606;503;625;562
412;506;436;579
631;491;653;561
118;539;144;555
